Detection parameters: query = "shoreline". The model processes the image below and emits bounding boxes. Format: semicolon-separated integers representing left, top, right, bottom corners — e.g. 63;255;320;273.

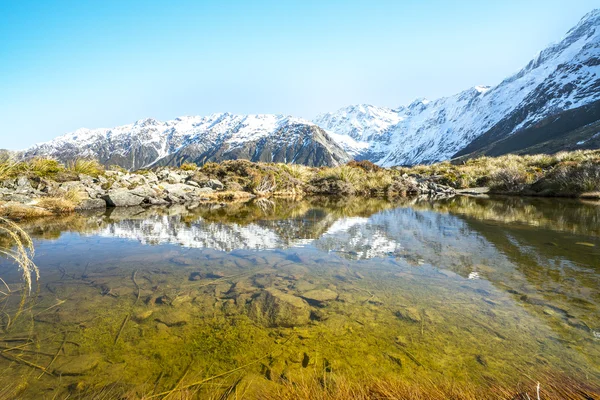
1;151;599;220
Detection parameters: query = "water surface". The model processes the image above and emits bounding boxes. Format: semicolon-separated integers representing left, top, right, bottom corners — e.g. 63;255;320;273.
0;196;599;398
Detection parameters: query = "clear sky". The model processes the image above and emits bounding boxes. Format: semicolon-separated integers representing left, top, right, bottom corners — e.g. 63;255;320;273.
1;0;598;150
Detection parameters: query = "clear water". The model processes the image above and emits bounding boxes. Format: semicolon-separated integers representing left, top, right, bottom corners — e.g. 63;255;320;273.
0;196;599;398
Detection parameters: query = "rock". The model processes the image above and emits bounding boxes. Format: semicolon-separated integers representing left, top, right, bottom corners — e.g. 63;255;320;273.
55;354;102;376
165;171;185;184
188;272;202;281
160;183;212;201
394;307;422;323
129;184;159;200
300;289;338;305
205;179;224;191
248;288;310;327
154;311;190;327
75;198;107;210
172;294;192;307
16;176;32;190
132;310;154;322
102;189;144;207
1;193;32;203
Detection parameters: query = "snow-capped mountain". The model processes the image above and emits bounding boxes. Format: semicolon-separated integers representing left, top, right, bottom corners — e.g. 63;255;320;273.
25;114;350;169
314;9;600;165
24;9;600;168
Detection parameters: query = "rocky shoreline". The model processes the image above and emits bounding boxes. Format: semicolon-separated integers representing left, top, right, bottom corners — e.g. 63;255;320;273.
0;165;456;218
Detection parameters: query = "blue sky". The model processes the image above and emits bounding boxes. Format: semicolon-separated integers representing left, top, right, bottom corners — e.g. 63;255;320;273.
1;0;598;149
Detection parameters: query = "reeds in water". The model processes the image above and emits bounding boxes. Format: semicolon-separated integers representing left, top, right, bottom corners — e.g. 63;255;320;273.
0;217;39;293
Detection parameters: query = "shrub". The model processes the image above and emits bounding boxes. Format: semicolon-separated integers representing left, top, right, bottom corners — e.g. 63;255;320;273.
489;167;534;192
28;157;64;177
180;162;198;171
545;161;600;193
347;160;382;172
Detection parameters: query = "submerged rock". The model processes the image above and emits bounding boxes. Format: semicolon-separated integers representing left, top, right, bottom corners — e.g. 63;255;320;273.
394;307;422;323
300;289;338;305
55;354;102;376
248;288;310;327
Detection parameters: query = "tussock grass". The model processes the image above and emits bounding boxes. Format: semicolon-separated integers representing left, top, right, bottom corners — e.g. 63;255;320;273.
179;162;198;171
0;203;52;219
399;150;600;196
0;217;39;293
35;197;77;214
0;158;19;180
66;158;105;177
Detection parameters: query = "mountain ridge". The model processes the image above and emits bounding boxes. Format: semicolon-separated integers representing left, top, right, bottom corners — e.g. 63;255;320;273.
23;9;600;168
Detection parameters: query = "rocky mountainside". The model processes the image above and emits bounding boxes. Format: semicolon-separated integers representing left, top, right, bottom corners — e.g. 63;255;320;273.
25;114;350;169
23;10;600;168
315;9;600;165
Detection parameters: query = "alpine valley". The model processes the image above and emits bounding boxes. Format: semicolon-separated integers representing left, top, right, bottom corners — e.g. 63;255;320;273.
23;9;600;168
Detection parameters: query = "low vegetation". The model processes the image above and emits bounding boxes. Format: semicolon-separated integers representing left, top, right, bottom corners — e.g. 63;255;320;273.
0;155;104;181
0;217;38;293
398;150;600;197
0;151;598;221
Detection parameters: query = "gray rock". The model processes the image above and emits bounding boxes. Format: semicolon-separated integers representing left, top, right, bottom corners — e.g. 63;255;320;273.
76;198;107;210
102;189;144;207
248;288;310;327
1;193;32;203
144;171;159;184
205;179;224;191
130;185;158;199
16;176;32;189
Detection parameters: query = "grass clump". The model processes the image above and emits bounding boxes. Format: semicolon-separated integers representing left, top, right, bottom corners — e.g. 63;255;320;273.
179;162;198;171
0;217;39;293
399;150;600;196
35;197;77;214
0;203;53;219
66;158;105;177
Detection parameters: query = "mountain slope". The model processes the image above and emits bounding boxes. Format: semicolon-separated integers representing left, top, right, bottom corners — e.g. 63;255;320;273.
315;9;600;166
25;114;350;169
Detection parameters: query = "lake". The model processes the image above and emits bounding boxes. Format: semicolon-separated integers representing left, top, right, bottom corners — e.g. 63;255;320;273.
0;196;599;399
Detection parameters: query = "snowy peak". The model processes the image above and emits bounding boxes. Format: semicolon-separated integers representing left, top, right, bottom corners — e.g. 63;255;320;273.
23;9;600;168
314;9;600;166
26;114;350;169
314;104;403;142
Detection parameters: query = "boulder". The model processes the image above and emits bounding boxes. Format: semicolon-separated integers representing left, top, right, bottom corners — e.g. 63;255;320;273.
248;288;310;327
394;307;422;323
161;183;214;202
102;189;144;207
205;179;224;191
16;176;32;191
76;198;107;210
54;354;102;376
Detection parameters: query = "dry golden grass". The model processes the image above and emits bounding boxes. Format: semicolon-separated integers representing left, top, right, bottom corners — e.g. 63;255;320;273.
35;197;77;214
0;217;39;293
0;203;53;219
66;158;105;177
78;371;600;400
179;162;198;171
398;150;600;195
259;373;600;400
